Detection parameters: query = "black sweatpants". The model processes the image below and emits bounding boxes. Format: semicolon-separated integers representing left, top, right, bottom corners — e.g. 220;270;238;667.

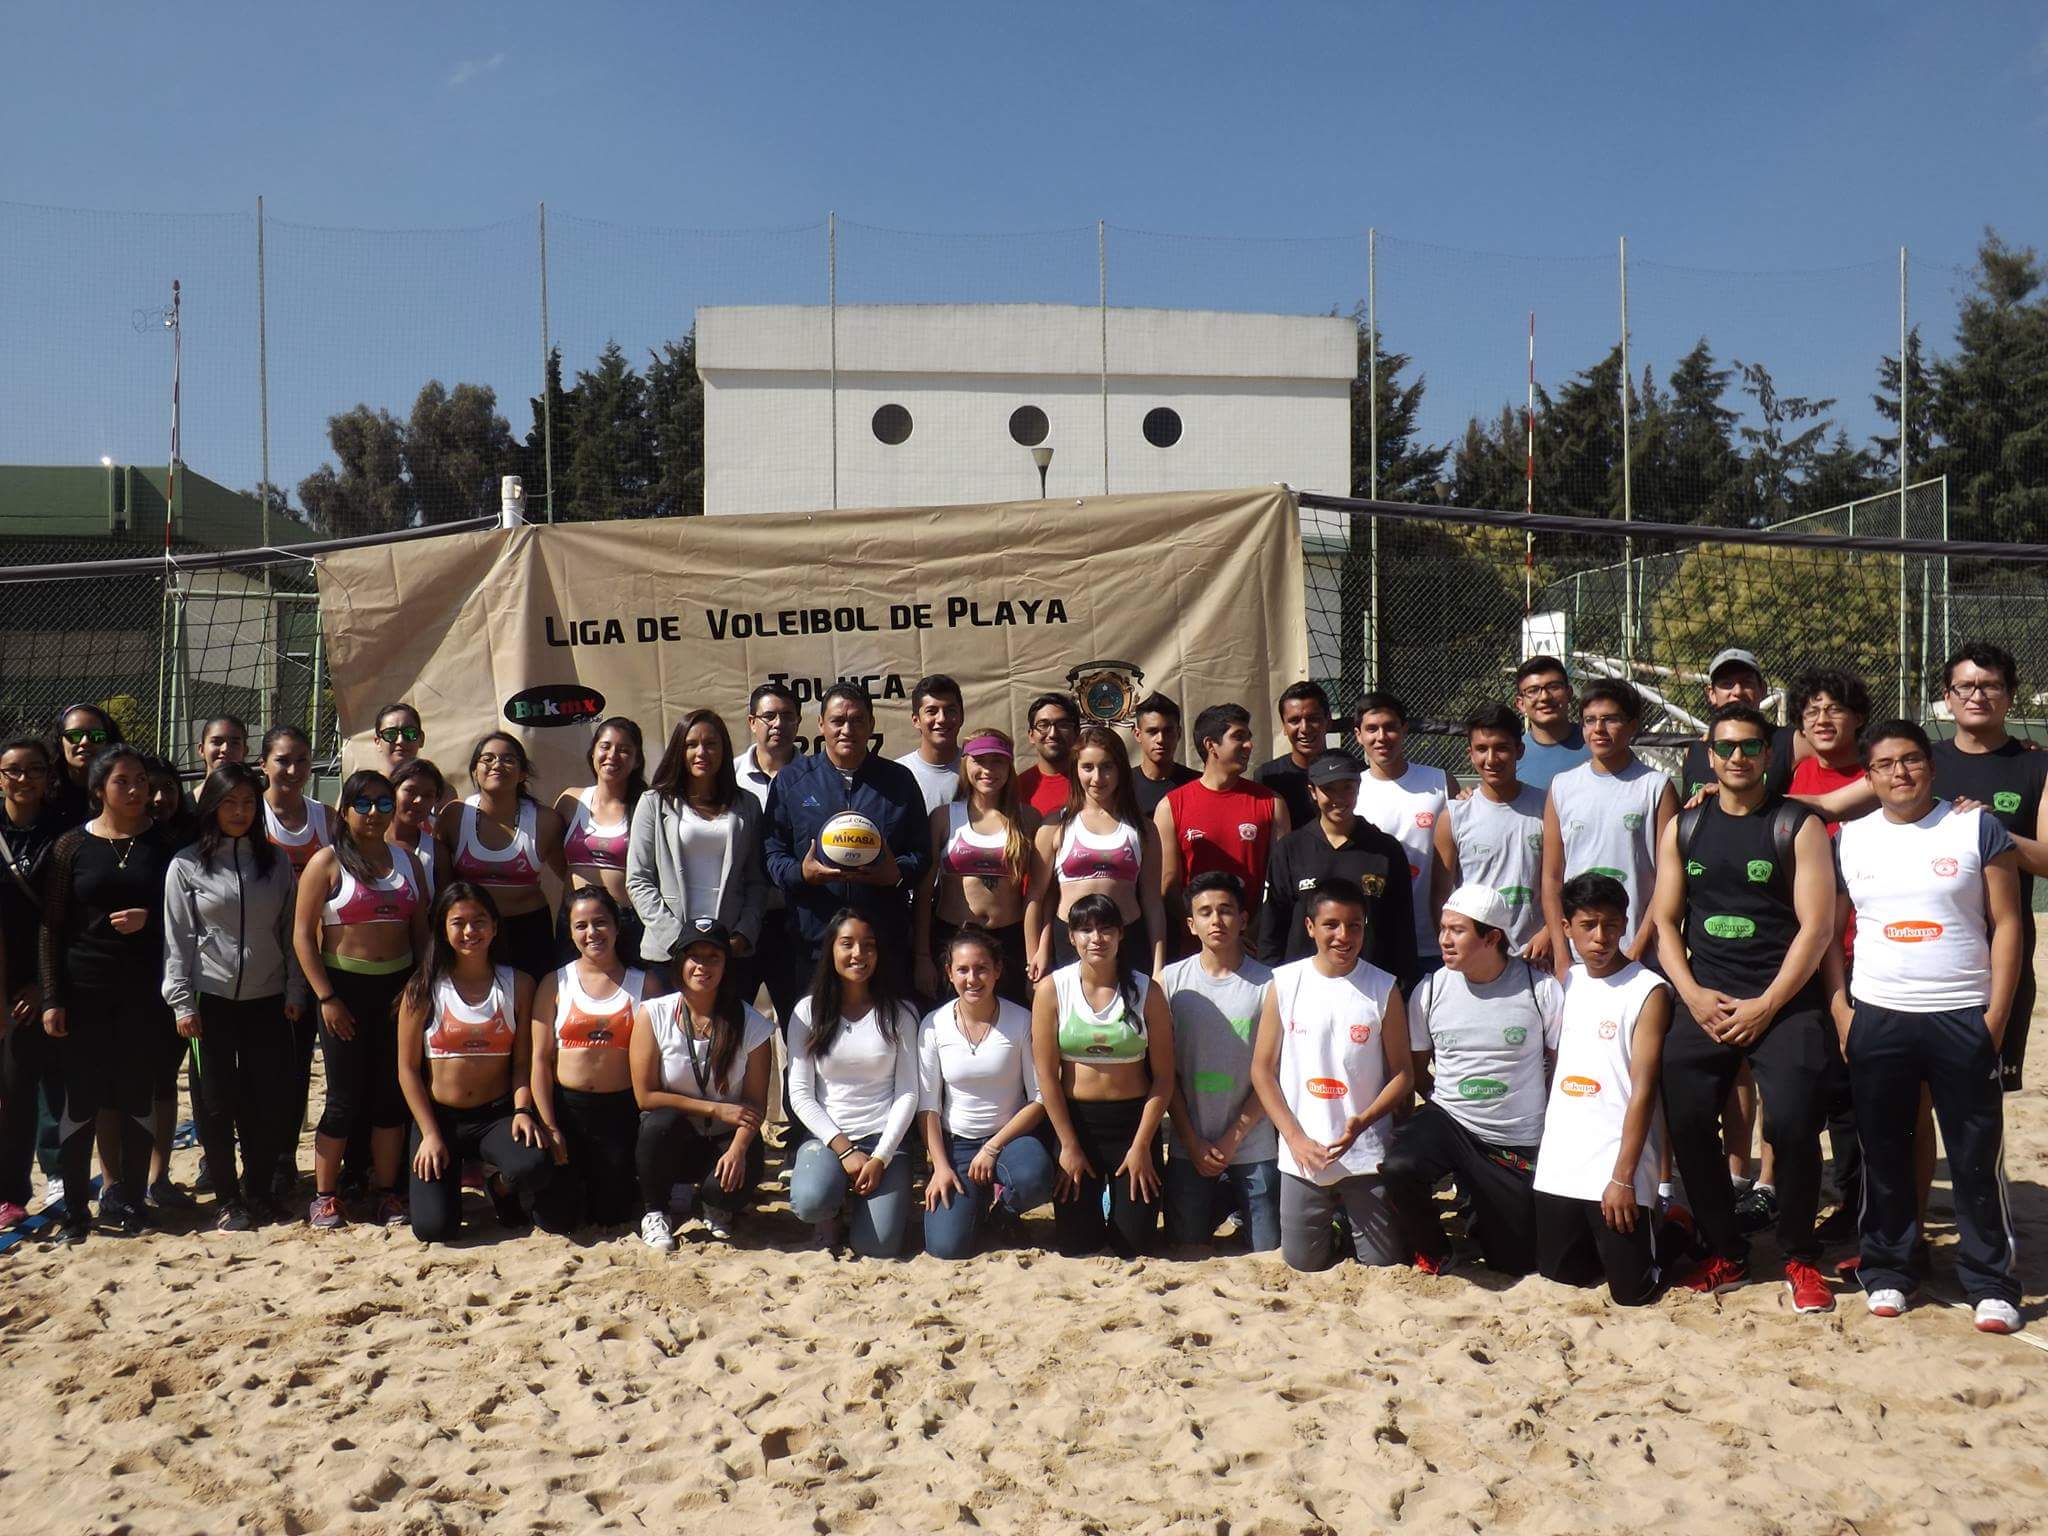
1847;1001;2018;1305
317;967;410;1140
1535;1192;1662;1306
1998;966;2032;1094
1821;1023;1861;1219
190;993;295;1208
636;1106;765;1215
1380;1100;1539;1274
54;980;158;1218
532;1085;638;1231
273;1006;318;1189
1053;1096;1160;1258
0;1011;59;1206
1661;997;1828;1265
408;1098;553;1242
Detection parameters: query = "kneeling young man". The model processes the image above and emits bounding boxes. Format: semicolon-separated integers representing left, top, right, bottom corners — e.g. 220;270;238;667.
1251;878;1413;1273
1161;872;1278;1251
1381;883;1563;1275
1533;874;1675;1305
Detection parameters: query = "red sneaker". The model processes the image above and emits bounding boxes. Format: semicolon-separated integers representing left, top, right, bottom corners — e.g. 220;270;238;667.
1784;1260;1836;1314
1677;1255;1749;1294
1413;1249;1456;1277
0;1200;27;1231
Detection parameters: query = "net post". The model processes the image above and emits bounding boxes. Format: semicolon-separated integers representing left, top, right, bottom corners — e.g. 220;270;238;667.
1099;219;1109;496
539;201;554;523
1618;235;1634;674
256;193;276;744
1898;244;1910;717
1366;226;1380;692
829;211;839;511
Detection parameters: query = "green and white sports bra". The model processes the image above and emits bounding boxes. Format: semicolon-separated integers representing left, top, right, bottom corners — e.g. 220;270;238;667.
1053;963;1149;1065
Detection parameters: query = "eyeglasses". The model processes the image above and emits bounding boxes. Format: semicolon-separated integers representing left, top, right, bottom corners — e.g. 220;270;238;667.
350;795;397;815
1031;718;1079;736
376;724;424;745
61;727;109;746
749;710;797;725
1945;681;2007;700
0;765;48;782
474;753;521;769
1708;738;1767;760
1516;681;1570;700
1800;704;1851;722
1867;751;1929;778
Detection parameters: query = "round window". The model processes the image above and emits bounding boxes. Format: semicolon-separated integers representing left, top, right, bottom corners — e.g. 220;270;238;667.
1142;407;1182;448
1009;405;1049;447
872;404;912;446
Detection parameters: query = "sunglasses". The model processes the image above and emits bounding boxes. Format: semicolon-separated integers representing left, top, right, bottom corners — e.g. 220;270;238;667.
61;727;110;746
376;725;424;745
1708;738;1767;760
350;795;398;815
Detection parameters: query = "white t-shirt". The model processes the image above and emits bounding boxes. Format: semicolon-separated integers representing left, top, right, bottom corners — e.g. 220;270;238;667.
643;994;776;1132
1408;957;1563;1146
918;998;1039;1139
1269;957;1399;1184
1532;962;1669;1207
1837;801;2013;1013
1355;762;1449;959
786;998;922;1164
895;750;962;817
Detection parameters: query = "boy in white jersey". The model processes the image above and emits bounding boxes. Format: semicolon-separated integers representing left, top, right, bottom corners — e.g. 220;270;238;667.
1352;691;1449;981
1828;719;2024;1334
1533;873;1675;1306
1435;703;1551;961
1161;872;1279;1252
1251;877;1414;1272
1541;679;1676;976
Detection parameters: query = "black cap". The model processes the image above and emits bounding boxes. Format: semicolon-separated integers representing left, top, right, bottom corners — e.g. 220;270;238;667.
1307;751;1363;787
678;917;733;956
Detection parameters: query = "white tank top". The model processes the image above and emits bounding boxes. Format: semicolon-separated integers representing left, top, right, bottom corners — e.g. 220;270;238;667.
551;963;646;1052
1354;763;1450;959
1546;758;1670;942
562;786;630;871
1268;957;1398;1184
1838;801;2009;1013
264;798;333;874
1052;963;1151;1064
1055;815;1142;886
644;993;776;1121
1533;961;1670;1207
425;966;519;1061
322;851;424;927
1446;784;1548;950
453;797;544;888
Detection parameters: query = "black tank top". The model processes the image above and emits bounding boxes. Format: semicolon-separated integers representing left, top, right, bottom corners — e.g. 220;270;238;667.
1681;797;1807;996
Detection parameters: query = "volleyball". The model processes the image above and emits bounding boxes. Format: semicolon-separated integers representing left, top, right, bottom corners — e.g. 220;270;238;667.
817;811;884;868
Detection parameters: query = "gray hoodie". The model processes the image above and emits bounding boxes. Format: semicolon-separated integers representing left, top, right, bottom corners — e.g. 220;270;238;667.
162;836;311;1019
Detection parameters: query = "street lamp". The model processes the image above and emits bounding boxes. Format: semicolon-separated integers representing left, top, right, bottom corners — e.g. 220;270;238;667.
1031;444;1053;499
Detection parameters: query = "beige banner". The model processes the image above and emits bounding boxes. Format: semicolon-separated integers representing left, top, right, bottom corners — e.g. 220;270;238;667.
315;487;1309;795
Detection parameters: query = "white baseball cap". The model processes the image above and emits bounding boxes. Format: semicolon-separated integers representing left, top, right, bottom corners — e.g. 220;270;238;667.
1441;883;1513;934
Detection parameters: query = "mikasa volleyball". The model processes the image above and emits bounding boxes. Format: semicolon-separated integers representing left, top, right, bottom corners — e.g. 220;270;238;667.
818;811;885;868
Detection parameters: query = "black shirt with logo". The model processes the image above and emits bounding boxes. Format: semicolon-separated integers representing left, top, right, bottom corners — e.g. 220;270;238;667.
1255;818;1416;985
1931;737;2045;956
1131;762;1200;821
1681;795;1814;998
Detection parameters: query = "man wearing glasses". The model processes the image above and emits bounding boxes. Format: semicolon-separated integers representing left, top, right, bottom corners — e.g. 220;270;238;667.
736;683;805;1023
1650;703;1836;1308
1512;656;1589;794
1830;719;2023;1334
1929;642;2048;1095
1017;692;1081;820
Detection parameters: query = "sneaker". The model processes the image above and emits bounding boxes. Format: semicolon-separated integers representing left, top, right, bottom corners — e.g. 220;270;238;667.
1974;1298;2022;1335
39;1177;65;1211
148;1178;197;1211
701;1209;734;1243
1865;1287;1909;1318
0;1201;27;1231
1734;1183;1779;1235
214;1203;254;1234
101;1195;148;1235
639;1211;676;1253
308;1193;346;1230
1784;1260;1835;1314
1677;1255;1749;1294
374;1191;408;1228
51;1221;89;1248
1413;1249;1456;1277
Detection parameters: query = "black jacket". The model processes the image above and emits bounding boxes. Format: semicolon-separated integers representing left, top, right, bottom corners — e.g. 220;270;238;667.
1256;817;1418;987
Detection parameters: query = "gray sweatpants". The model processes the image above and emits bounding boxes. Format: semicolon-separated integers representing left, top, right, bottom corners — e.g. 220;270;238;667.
1280;1169;1401;1272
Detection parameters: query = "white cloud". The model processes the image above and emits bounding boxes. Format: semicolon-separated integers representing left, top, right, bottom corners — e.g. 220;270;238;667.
448;52;506;88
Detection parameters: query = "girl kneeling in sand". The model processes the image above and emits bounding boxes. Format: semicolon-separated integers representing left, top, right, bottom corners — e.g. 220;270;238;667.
786;910;921;1257
396;883;554;1242
629;917;773;1252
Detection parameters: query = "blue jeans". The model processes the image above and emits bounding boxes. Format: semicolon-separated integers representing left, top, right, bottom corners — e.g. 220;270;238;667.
789;1134;913;1257
1163;1155;1281;1251
921;1129;1057;1260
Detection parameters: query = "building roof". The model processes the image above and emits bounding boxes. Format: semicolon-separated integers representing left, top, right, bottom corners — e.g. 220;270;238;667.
0;463;310;554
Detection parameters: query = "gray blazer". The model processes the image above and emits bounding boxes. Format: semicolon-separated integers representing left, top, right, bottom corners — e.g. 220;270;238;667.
625;790;770;962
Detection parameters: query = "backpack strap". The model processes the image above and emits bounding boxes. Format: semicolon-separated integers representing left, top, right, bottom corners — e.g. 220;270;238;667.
1769;798;1808;881
1677;802;1707;870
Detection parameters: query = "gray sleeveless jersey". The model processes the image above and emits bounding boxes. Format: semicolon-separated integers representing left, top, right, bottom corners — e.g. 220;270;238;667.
1547;757;1669;936
1447;784;1548;950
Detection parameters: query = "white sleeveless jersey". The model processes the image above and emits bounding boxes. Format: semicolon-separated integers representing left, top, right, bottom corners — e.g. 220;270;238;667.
1269;957;1399;1185
1532;961;1669;1207
1547;758;1669;941
1837;801;2012;1013
1447;784;1547;950
1354;763;1449;959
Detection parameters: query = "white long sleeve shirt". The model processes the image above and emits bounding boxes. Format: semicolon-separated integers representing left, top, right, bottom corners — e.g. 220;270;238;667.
786;998;921;1164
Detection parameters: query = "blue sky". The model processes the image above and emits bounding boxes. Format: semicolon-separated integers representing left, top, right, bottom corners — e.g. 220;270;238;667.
3;0;2043;505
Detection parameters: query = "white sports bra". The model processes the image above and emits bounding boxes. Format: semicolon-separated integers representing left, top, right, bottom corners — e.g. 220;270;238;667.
264;799;333;875
453;797;544;888
425;966;519;1060
552;963;646;1052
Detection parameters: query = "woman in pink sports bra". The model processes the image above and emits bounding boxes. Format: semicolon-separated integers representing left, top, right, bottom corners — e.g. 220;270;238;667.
1026;725;1167;982
294;769;432;1231
551;716;646;966
396;881;552;1243
913;727;1038;1006
435;732;566;982
259;723;336;1198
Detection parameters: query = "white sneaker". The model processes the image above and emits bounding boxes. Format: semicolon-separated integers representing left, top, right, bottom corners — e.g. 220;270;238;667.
1974;1298;2022;1335
1865;1287;1909;1318
39;1178;65;1211
701;1210;733;1243
639;1211;676;1253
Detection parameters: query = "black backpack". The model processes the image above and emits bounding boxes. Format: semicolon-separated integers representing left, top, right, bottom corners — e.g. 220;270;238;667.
1676;797;1809;895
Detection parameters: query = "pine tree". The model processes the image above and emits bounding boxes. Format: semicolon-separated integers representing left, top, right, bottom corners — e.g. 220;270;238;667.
1870;325;1936;483
1926;232;2048;544
558;342;657;521
1656;340;1745;525
406;381;518;525
1733;360;1833;525
646;333;705;518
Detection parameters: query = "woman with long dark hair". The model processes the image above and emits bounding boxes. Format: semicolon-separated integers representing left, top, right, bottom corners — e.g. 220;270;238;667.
260;723;334;1200
785;909;920;1257
163;763;310;1231
913;728;1036;1006
625;709;767;972
44;702;121;831
0;737;61;1233
629;917;773;1251
529;887;646;1232
437;733;565;980
38;746;171;1244
552;717;647;964
394;882;552;1242
388;758;447;900
1025;725;1167;981
1032;892;1174;1257
295;769;430;1229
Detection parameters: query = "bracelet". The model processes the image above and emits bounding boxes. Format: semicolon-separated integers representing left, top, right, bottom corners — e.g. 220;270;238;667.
316;993;338;1006
513;1106;540;1122
1607;1178;1633;1192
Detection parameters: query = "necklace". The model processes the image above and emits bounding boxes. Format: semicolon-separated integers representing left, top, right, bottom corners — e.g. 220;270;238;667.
956;1006;997;1053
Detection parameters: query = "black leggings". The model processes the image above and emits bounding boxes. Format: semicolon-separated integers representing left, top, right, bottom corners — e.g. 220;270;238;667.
54;979;158;1216
190;994;295;1208
1380;1100;1539;1274
0;1008;58;1207
317;966;410;1140
532;1085;639;1231
151;1006;187;1101
408;1097;553;1241
1053;1095;1160;1258
492;905;558;980
636;1106;765;1215
931;917;1031;1008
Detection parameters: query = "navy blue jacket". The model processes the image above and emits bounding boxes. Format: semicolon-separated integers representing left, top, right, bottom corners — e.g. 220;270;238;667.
762;749;929;958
